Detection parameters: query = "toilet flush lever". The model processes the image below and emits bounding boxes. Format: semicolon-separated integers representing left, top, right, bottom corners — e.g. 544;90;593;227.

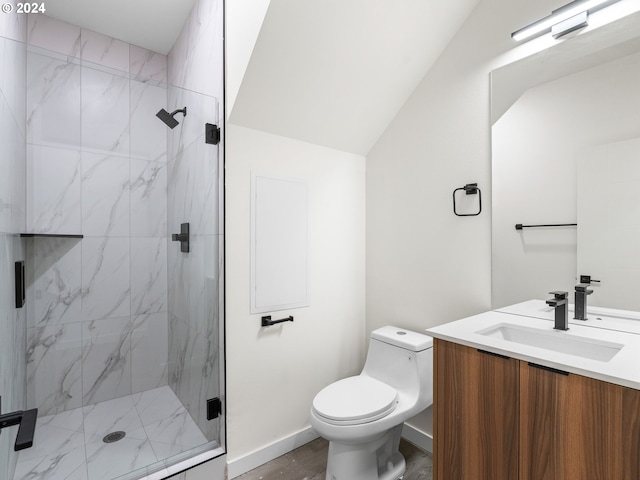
0;396;38;451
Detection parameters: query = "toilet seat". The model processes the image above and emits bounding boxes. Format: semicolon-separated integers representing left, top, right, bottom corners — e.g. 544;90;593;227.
312;376;398;425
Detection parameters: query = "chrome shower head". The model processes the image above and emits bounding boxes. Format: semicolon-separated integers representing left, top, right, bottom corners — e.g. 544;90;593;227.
156;107;187;129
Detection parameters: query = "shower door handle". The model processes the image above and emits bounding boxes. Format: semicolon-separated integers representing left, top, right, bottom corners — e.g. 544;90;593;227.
0;397;38;451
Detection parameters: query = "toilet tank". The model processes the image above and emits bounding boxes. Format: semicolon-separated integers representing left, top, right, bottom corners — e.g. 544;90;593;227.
370;326;433;351
362;326;433;404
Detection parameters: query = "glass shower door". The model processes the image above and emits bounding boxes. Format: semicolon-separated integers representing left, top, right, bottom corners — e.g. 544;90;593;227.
165;83;225;464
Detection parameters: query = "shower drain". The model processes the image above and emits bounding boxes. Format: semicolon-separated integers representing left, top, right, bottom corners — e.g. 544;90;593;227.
103;431;126;443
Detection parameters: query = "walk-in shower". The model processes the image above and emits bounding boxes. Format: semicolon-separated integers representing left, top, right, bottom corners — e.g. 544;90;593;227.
0;10;224;480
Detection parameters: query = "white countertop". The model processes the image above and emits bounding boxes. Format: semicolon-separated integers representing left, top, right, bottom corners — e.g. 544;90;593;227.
426;304;640;391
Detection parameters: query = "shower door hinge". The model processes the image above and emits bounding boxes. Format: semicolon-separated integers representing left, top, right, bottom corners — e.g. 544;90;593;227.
205;123;221;145
207;397;222;420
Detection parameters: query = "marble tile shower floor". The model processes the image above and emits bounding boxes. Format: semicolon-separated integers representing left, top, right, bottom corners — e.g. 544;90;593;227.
13;386;208;480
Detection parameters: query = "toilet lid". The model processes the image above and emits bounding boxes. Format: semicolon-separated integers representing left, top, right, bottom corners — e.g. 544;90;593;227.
312;376;398;425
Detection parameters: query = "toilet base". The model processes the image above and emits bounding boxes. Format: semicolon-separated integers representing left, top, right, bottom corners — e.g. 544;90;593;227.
324;424;405;480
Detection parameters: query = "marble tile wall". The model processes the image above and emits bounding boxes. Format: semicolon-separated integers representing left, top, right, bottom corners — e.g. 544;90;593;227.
167;0;224;102
167;0;225;445
0;7;27;480
23;15;170;416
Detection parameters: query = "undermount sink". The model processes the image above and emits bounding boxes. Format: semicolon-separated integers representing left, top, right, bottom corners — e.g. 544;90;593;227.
476;323;624;362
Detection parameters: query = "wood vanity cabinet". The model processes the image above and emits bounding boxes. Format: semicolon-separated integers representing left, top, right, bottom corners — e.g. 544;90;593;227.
434;339;519;480
434;338;640;480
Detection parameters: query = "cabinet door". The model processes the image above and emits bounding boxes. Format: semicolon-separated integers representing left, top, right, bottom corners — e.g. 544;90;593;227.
519;362;571;480
434;339;519;480
519;362;626;480
622;386;640;478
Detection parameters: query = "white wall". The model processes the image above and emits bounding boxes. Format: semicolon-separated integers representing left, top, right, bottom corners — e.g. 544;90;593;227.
225;0;271;118
225;125;366;471
365;0;567;439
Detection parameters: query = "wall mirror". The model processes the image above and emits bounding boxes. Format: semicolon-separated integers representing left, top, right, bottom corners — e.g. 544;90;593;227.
491;10;640;310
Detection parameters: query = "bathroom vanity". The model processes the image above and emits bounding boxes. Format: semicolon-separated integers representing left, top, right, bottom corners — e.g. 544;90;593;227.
427;300;640;480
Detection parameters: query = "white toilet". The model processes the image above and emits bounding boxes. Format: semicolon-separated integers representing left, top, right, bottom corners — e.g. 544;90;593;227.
309;326;433;480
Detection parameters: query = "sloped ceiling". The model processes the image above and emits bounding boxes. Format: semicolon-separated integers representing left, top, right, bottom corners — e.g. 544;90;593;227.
230;0;480;155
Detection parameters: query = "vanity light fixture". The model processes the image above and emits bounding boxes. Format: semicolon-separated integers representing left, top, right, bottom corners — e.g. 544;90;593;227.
512;0;621;42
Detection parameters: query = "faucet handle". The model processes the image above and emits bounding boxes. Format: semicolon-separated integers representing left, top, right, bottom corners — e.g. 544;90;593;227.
546;291;568;308
549;291;568;300
575;284;593;294
579;275;601;285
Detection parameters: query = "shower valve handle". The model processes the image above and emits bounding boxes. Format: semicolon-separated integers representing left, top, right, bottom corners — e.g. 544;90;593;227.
171;223;190;253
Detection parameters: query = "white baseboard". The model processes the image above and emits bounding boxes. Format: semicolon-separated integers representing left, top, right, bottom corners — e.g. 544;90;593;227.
401;423;433;454
227;427;319;479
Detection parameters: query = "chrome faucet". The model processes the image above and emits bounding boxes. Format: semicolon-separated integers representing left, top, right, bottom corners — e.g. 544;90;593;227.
546;291;569;331
574;284;593;320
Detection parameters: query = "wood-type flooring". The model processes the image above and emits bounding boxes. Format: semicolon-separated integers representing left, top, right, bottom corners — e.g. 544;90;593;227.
235;437;432;480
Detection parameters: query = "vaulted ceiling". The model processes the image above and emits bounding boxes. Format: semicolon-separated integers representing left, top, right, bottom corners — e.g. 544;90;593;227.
43;0;480;155
230;0;480;155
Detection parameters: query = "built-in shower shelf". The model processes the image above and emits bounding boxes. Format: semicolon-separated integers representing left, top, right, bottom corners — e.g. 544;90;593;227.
20;233;84;239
